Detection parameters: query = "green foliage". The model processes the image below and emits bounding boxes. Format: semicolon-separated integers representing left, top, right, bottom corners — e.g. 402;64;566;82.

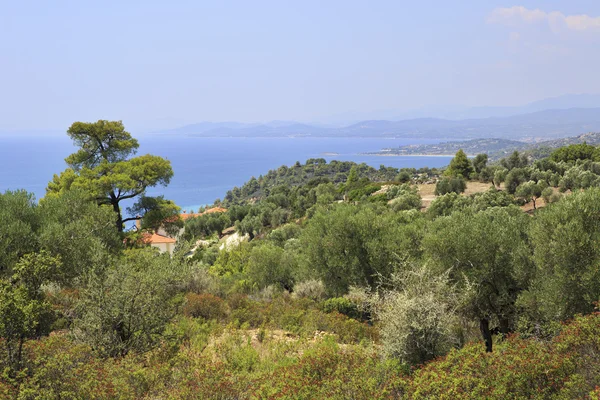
246;242;296;291
293;279;326;300
347;182;382;201
515;180;547;209
521;188;600;333
0;252;60;370
387;184;422;211
10;141;600;397
504;167;528;194
266;223;301;247
300;204;423;295
48;120;175;232
72;249;186;357
445;149;473;178
211;242;252;277
322;297;360;320
65;120;139;168
558;162;600;191
550;142;600;163
0;190;41;275
375;265;459;365
224;159;404;206
500;150;529;171
423;206;532;351
184;211;229;239
434;176;466;195
127;195;182;236
235;215;262;240
426;192;472;219
37;189;120;283
471;153;488;175
470;187;517;211
407;313;600;399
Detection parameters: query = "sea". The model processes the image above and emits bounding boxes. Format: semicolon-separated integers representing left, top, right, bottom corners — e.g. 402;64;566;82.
0;134;453;212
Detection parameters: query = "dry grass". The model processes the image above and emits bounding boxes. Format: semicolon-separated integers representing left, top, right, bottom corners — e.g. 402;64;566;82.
416;181;561;213
464;181;495;196
417;181;495;210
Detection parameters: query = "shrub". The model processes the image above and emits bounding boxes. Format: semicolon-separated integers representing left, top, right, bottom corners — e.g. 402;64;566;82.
426;192;471;219
183;293;228;321
181;266;218;294
72;249;186;358
246;242;295;291
434;176;466;195
227;294;265;328
322;297;360;320
374;266;459;365
293;280;326;301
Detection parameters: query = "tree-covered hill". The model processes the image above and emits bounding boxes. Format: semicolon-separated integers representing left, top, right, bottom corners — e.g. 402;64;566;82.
221;158;437;205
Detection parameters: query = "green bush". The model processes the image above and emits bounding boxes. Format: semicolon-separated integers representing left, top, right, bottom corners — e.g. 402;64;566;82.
322;297;360;320
434;176;466;195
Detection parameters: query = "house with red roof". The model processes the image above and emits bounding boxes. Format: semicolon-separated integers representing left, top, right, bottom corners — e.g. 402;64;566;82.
141;232;177;255
138;207;228;255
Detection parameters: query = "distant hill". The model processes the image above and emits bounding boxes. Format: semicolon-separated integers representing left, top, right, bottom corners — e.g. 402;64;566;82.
316;93;600;124
159;107;600;141
369;132;600;161
454;94;600;119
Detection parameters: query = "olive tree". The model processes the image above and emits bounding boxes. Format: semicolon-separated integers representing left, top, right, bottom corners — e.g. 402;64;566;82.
422;206;532;352
521;188;600;334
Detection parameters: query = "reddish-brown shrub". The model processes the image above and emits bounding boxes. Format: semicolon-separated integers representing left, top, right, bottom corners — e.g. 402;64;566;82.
183;293;228;321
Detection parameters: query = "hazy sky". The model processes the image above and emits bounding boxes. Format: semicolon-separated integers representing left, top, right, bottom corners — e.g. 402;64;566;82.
2;1;600;131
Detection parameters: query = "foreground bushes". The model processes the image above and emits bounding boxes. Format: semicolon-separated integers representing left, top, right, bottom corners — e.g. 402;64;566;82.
408;313;600;399
3;310;600;399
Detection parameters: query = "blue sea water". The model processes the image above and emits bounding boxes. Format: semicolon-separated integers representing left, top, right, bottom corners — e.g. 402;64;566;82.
0;134;452;212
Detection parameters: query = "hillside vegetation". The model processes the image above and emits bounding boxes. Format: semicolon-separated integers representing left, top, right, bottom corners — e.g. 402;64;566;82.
2;122;600;399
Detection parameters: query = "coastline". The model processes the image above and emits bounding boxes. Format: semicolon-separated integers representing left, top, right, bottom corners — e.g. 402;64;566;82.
363;153;459;157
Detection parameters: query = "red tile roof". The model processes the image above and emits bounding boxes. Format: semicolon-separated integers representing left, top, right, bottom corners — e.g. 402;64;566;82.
142;232;177;244
180;207;227;220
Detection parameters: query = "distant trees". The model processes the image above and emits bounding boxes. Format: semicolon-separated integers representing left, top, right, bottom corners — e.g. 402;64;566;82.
387;184;422;211
501;151;529;171
550;142;600;163
434;176;466;195
472;154;488;176
445;149;473;178
515;180;547;209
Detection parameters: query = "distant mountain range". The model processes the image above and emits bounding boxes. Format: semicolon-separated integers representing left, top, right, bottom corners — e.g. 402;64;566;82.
315;93;600;124
160;106;600;141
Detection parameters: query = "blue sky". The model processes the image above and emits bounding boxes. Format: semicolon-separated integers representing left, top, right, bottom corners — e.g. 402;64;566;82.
2;1;600;131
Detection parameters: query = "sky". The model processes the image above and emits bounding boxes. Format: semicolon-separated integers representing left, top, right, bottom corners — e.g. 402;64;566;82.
2;0;600;131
